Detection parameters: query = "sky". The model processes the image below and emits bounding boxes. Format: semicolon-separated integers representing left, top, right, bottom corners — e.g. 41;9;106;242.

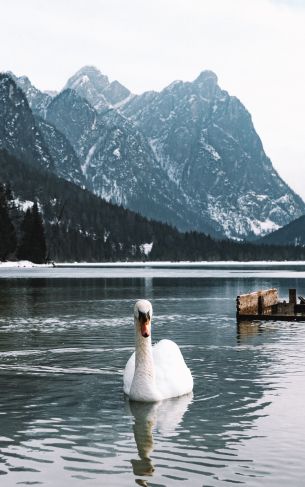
1;0;305;199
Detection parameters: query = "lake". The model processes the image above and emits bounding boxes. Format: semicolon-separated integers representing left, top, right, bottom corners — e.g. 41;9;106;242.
0;264;305;486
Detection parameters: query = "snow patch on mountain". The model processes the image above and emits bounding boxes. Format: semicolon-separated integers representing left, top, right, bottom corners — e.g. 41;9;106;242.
13;198;34;212
140;242;153;255
82;140;100;175
249;219;280;236
99;178;126;206
149;137;180;184
113;148;121;159
113;93;135;109
207;193;282;239
201;139;221;161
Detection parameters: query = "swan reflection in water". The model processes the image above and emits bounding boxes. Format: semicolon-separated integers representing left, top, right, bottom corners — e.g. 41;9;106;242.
127;393;193;484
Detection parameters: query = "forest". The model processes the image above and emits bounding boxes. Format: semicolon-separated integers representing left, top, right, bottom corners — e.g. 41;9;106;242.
1;149;305;263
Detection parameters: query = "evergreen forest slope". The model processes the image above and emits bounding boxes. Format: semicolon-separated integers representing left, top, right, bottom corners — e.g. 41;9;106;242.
1;149;305;262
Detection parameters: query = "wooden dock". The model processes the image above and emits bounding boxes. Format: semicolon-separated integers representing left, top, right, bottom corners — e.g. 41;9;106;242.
236;288;305;322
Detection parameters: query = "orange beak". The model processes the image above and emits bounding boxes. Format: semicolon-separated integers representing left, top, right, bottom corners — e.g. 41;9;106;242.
140;321;150;338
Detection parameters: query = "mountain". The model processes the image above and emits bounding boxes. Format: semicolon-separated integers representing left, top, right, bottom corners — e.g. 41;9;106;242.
0;73;86;187
120;70;305;239
2;149;305;262
35;116;85;187
64;66;132;111
8;72;54;116
260;215;305;246
45;88;221;236
0;75;304;260
0;73;54;171
6;67;305;240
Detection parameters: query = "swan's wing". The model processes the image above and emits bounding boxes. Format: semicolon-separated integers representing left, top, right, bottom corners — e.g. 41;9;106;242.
123;352;135;395
152;339;193;399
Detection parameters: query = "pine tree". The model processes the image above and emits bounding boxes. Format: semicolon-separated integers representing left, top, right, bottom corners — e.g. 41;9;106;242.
0;183;17;261
17;202;47;264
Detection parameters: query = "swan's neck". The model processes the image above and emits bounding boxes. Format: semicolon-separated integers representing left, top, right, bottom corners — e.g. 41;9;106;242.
135;324;155;380
129;319;159;402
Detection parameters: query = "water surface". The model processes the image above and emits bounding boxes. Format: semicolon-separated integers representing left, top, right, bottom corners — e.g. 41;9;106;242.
0;269;305;486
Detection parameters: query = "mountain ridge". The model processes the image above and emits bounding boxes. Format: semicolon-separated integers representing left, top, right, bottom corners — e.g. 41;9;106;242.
3;67;305;240
64;66;132;111
260;214;305;247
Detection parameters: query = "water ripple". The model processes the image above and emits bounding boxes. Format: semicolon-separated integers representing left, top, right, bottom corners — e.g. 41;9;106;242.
0;275;305;486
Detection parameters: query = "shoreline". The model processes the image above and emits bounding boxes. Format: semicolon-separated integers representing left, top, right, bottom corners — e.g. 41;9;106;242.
1;260;305;269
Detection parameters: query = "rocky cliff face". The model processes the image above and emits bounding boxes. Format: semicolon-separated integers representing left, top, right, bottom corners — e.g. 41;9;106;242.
64;66;132;111
35;117;85;187
0;74;84;187
0;74;53;171
61;67;305;239
45;89;220;235
8;72;54;116
121;70;305;239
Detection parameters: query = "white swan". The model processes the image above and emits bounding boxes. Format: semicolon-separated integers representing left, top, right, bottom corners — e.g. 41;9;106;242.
123;299;193;402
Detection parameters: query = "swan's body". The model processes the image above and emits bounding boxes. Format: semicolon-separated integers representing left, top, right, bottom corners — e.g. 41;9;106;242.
123;300;193;402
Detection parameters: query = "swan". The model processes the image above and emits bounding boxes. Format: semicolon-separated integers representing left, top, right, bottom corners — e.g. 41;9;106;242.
123;299;193;402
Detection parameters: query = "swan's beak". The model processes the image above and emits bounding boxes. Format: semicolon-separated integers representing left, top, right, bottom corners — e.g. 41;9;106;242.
140;321;151;338
139;311;151;338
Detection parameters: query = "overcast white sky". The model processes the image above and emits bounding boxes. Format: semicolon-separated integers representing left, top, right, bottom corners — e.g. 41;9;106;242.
1;0;304;199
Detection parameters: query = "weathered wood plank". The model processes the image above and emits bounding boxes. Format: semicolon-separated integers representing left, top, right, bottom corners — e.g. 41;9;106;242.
273;302;295;315
237;288;278;315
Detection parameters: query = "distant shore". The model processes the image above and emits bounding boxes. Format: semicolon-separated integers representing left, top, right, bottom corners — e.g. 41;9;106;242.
1;260;305;269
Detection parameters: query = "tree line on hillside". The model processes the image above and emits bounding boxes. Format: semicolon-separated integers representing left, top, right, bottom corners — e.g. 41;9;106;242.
0;183;46;263
1;149;305;263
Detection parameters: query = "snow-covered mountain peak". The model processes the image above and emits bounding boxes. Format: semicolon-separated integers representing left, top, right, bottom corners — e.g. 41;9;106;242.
65;65;109;91
5;71;53;116
194;70;218;84
64;66;131;111
193;70;219;98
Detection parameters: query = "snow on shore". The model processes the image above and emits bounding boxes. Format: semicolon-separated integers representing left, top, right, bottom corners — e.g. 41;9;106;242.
1;260;305;269
0;261;52;268
55;260;305;267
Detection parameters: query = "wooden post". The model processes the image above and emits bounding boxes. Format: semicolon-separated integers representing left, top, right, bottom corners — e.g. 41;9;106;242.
289;289;297;305
258;295;264;315
236;296;240;318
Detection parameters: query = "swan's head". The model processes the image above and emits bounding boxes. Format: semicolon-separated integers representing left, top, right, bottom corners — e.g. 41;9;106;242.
134;300;153;338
